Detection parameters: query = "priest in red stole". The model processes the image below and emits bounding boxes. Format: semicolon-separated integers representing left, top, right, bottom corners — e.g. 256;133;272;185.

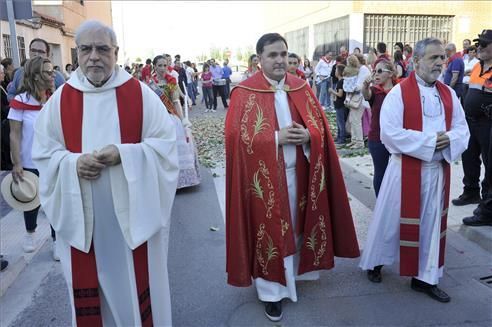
359;38;469;303
225;33;359;322
32;21;178;326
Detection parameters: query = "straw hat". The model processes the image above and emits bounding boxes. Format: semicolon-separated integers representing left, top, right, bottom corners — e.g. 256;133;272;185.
1;171;40;211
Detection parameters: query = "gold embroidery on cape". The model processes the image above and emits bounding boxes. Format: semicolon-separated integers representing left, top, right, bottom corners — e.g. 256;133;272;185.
280;219;289;237
240;94;270;154
299;194;307;212
306;215;327;266
310;155;326;210
250;160;275;219
256;224;278;275
305;90;326;148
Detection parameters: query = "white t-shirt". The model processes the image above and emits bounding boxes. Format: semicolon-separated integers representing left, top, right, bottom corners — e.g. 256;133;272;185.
463;58;479;84
7;92;42;169
185;66;194;84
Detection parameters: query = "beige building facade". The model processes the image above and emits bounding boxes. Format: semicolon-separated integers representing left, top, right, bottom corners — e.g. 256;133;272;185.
262;1;491;60
1;0;112;70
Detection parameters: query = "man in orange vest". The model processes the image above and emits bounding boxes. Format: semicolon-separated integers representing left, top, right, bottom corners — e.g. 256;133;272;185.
453;30;492;211
462;29;492;226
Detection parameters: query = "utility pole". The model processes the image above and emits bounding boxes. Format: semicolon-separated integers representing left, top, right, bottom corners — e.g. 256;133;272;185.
6;0;20;67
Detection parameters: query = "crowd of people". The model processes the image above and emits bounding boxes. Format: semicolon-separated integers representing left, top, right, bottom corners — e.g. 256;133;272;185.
0;18;490;325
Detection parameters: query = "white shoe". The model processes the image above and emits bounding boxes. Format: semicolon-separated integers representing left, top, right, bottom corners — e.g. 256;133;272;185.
212;109;217;112
23;233;35;253
205;109;210;113
52;241;60;261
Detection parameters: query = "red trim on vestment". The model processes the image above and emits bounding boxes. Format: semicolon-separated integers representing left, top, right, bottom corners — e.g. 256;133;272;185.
399;72;453;276
61;78;153;326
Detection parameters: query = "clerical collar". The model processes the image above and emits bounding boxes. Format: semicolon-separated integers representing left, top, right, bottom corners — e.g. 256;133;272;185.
415;73;436;88
263;73;286;90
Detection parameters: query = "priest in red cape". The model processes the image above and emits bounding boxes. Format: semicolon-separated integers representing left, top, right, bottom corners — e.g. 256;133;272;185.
225;33;360;322
32;21;178;326
359;38;469;303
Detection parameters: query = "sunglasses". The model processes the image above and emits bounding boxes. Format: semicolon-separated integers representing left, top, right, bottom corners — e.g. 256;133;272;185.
476;41;491;49
373;68;391;74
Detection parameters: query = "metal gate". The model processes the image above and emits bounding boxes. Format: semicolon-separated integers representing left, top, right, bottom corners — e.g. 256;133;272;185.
285;26;309;60
364;14;453;52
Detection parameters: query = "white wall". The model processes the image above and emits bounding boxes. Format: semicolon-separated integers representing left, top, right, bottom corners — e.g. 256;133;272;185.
349;13;364;53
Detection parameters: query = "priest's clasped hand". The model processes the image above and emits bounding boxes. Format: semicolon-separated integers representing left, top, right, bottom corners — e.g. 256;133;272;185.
278;121;310;146
435;131;450;151
76;145;121;180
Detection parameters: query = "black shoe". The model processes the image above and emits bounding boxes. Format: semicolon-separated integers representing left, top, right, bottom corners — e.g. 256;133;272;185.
463;215;492;226
367;265;383;283
1;259;8;272
452;193;481;206
264;301;282;322
410;278;450;303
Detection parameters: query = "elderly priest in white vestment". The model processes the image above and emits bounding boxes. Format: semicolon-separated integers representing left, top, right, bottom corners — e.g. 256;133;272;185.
359;38;470;303
32;20;178;326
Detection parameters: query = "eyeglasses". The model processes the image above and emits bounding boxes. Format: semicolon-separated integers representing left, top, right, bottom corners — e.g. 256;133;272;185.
77;44;115;55
475;40;491;49
373;68;392;74
42;70;55;76
422;94;443;118
30;48;47;55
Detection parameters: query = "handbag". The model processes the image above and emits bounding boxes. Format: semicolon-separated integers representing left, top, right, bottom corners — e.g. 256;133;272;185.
344;92;363;110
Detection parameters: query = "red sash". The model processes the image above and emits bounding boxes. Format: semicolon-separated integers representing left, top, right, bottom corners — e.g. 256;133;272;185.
9;98;43;111
60;78;153;327
399;72;452;276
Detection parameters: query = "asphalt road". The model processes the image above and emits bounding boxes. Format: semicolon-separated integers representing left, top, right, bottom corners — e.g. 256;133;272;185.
3;165;492;327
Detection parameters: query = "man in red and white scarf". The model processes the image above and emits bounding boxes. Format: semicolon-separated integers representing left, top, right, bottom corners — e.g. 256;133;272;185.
360;38;470;303
32;20;179;326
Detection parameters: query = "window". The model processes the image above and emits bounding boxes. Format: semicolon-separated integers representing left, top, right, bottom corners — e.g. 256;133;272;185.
71;47;78;66
285;27;309;60
363;14;454;53
313;16;350;60
17;36;26;63
3;34;12;58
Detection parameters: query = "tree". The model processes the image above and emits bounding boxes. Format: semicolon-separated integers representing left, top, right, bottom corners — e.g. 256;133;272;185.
135;57;142;63
210;46;222;61
235;47;243;62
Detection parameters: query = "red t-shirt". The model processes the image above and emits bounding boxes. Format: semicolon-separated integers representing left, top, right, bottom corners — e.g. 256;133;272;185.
368;85;391;142
141;64;151;83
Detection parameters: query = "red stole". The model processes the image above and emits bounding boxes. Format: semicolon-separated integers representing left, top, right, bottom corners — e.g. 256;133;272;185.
60;78;154;327
399;72;452;276
225;73;359;287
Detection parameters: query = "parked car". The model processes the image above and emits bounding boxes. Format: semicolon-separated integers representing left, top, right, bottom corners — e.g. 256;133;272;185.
230;65;248;84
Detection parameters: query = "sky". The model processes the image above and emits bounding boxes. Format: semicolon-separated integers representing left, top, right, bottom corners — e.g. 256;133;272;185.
111;1;269;64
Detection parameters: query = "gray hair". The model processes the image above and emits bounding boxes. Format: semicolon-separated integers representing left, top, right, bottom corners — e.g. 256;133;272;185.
75;20;118;46
445;43;456;51
413;38;442;60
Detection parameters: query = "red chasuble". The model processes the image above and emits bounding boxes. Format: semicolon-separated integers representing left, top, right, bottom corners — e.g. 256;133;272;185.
399;72;452;276
225;72;360;287
60;78;153;327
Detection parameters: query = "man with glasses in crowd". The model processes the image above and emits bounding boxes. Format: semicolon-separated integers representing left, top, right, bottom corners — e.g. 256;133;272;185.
7;38;65;101
360;37;469;303
32;20;179;326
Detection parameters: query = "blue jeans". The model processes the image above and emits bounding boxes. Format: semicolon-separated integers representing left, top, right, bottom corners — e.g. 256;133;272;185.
335;106;348;143
368;140;390;197
23;168;55;240
317;78;331;107
202;87;213;109
186;83;196;105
